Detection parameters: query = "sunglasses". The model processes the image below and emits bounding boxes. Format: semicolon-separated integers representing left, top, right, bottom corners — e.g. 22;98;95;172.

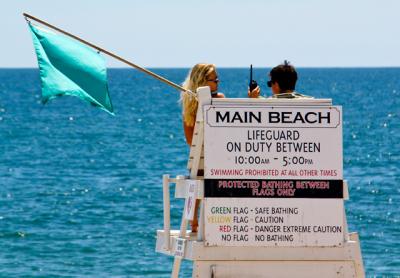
267;80;273;87
207;78;219;83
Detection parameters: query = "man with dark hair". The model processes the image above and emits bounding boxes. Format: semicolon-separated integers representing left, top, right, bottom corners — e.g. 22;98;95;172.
248;60;312;99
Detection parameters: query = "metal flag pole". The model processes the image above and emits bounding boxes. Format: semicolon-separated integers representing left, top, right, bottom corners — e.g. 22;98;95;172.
23;13;190;94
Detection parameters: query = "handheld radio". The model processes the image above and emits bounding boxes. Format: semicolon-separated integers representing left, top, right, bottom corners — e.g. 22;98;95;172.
249;64;258;91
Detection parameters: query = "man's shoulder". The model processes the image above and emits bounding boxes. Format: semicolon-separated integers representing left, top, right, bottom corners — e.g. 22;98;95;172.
270;92;313;99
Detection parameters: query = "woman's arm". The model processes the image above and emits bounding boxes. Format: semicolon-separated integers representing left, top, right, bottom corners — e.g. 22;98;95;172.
183;121;194;146
184;92;224;146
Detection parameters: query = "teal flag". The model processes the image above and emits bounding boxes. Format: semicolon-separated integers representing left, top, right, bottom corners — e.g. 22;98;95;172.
28;24;114;114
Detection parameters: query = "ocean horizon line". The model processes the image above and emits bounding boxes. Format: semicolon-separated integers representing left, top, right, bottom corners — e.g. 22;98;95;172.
1;66;400;70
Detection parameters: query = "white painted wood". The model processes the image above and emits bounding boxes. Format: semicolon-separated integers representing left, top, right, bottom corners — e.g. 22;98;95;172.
212;98;333;106
342;182;350;242
157;97;364;277
343;206;350;242
171;206;188;278
162;174;170;251
344;180;349;200
185;87;210;273
179;205;188;237
349;233;365;278
156;230;363;262
196;86;212;120
193;261;356;278
171;177;195;278
187;148;204;170
171;258;181;278
188;87;211;178
197;199;204;241
187;123;204;172
174;179;204;199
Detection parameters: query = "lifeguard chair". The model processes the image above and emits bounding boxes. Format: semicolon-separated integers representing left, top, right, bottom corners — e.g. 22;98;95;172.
156;87;365;278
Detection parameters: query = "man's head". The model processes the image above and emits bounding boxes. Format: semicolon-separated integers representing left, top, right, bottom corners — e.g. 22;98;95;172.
267;60;298;94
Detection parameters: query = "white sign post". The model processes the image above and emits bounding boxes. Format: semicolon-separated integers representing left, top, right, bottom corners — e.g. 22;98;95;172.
203;105;344;247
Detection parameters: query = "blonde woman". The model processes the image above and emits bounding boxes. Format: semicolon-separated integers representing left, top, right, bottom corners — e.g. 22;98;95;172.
181;63;225;145
181;64;224;233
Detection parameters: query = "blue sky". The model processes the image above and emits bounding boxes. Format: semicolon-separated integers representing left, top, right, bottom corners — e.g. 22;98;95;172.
1;0;399;67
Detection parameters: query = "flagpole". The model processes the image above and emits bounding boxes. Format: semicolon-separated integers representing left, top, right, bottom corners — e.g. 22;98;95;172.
23;13;190;94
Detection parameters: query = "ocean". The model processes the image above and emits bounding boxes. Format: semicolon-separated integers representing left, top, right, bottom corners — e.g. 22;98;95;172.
0;68;399;277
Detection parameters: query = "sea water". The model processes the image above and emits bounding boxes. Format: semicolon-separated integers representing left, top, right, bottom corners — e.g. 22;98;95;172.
0;68;399;277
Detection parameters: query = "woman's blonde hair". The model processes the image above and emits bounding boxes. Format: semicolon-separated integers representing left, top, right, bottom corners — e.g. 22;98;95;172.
181;63;216;127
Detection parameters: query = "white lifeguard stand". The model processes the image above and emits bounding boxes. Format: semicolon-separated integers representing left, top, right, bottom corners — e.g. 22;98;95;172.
156;87;364;278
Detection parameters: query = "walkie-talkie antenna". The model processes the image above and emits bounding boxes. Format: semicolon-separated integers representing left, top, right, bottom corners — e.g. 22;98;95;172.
249;64;258;91
249;64;253;87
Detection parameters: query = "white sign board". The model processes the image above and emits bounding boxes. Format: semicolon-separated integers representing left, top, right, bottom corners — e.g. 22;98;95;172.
184;181;197;220
204;105;342;180
204;198;344;247
203;104;344;247
174;238;186;258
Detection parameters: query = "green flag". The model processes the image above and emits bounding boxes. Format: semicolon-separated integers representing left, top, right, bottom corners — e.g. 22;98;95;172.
28;24;114;115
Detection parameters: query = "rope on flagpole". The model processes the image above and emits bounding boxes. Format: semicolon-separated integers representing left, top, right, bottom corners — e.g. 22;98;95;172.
23;13;195;97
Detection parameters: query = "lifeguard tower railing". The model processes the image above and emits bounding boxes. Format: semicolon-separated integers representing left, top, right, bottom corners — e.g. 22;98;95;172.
156;87;364;278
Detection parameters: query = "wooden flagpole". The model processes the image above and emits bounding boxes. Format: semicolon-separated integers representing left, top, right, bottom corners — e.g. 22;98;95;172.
23;13;190;94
